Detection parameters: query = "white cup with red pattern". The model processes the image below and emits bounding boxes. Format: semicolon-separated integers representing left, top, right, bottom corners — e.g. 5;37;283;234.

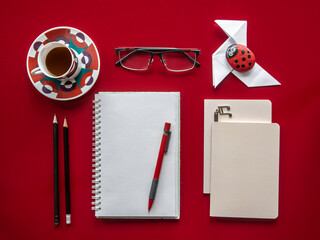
31;42;81;80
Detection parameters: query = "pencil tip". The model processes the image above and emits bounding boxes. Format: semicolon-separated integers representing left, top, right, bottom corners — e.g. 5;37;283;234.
66;214;71;224
64;117;68;127
53;114;57;123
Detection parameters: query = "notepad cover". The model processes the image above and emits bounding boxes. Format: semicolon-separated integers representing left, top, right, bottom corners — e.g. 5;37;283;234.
203;100;272;193
210;122;279;219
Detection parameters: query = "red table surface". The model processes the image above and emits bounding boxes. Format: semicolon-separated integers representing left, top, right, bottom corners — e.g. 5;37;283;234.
1;0;319;239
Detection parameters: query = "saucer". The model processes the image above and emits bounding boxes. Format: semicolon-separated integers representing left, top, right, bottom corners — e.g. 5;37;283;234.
27;26;100;101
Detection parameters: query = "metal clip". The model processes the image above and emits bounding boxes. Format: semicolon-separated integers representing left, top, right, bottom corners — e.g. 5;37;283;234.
214;106;232;122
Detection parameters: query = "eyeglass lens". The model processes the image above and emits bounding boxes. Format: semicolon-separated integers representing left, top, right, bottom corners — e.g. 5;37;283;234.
119;50;151;70
162;52;196;72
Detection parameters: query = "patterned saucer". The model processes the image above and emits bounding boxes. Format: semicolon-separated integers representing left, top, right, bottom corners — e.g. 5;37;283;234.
27;26;100;101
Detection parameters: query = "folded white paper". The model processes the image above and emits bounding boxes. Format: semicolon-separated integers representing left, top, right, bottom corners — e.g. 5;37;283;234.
212;20;280;88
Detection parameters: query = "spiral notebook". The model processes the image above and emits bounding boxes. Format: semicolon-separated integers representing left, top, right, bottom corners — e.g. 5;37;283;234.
92;92;180;219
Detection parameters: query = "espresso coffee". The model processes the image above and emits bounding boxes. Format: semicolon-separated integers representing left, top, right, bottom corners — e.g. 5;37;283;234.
45;47;72;76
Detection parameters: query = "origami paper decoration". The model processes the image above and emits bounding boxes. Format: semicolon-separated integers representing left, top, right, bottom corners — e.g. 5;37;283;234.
212;20;281;88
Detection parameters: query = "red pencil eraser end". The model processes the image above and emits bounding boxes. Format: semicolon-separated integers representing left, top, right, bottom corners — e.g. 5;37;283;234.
164;122;171;131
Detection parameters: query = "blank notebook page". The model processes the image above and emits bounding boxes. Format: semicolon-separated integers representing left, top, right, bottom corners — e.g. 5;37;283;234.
93;92;180;219
210;122;279;219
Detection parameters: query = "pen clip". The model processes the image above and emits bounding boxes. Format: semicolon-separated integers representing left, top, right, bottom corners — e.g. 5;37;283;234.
164;130;171;153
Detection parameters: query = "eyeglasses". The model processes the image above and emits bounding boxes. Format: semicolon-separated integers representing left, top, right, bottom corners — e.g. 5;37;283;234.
115;47;200;72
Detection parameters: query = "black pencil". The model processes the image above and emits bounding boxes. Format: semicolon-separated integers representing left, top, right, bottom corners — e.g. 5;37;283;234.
63;117;71;224
53;114;59;226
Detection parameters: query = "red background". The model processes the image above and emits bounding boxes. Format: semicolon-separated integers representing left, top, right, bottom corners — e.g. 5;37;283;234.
1;0;319;239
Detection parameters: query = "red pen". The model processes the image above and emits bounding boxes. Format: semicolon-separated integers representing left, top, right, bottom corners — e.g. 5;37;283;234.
148;122;171;211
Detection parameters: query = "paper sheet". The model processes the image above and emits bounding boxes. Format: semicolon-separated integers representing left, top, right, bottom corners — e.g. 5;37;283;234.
94;92;180;218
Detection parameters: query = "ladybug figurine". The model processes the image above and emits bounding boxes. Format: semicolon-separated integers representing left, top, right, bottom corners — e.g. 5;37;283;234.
226;44;255;72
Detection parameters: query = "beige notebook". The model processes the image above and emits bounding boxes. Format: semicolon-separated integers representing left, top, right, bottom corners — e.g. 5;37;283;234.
210;122;280;219
203;100;272;193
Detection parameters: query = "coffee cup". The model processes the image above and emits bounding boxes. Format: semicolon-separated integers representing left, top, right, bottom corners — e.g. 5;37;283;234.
31;42;81;79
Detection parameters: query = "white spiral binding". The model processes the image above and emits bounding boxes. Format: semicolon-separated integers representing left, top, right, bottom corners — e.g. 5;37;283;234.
92;99;102;212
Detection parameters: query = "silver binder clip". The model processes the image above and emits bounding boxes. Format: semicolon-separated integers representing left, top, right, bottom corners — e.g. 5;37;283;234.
214;106;232;122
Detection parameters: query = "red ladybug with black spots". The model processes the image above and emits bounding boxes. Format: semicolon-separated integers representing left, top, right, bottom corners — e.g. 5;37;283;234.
226;44;255;72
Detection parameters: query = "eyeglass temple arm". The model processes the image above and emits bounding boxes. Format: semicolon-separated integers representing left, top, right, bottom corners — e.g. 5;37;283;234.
115;50;138;66
182;52;200;67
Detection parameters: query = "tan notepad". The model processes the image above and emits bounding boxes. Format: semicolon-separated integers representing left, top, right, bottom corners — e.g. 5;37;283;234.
210;122;280;219
203;100;272;193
